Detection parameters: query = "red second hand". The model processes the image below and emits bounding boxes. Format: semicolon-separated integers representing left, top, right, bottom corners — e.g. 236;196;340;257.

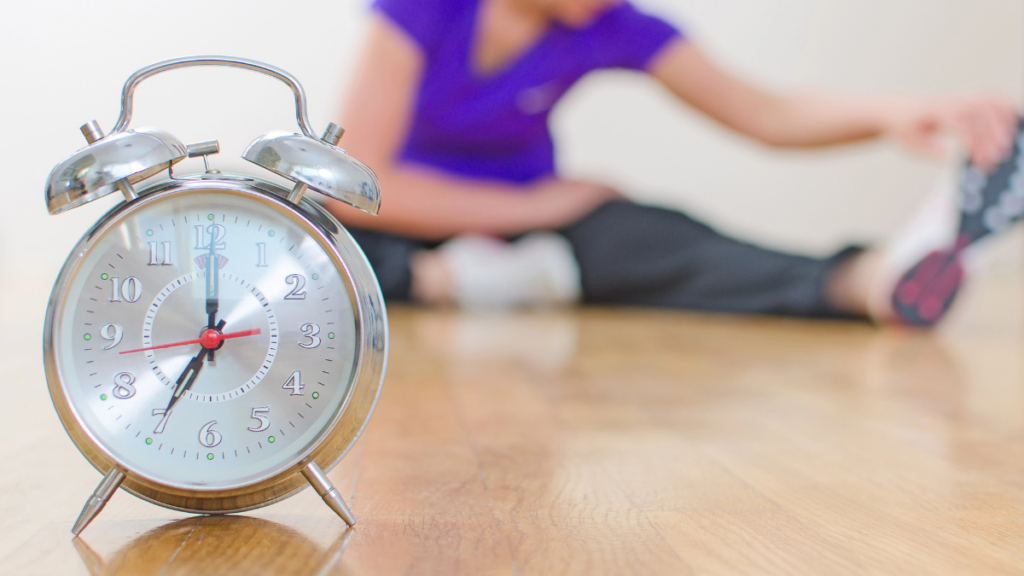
119;328;262;355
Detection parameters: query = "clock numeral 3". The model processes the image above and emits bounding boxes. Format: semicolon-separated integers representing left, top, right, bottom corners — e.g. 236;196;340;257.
109;276;143;303
282;371;304;396
284;274;306;300
112;372;136;399
248;406;271;432
299;323;321;348
199;420;223;448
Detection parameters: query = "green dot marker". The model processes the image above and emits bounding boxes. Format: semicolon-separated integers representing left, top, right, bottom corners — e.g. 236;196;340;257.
268;230;275;237
100;394;108;401
84;334;91;341
312;392;319;399
101;273;109;280
146;229;153;236
328;332;335;339
268;436;276;443
207;214;215;221
207;453;215;460
145;438;153;445
312;273;319;280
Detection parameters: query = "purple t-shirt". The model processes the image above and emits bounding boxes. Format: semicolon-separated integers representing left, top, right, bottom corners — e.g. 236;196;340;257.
373;0;684;183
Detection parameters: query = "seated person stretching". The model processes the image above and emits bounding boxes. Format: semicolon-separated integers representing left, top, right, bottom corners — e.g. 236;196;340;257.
326;0;1022;326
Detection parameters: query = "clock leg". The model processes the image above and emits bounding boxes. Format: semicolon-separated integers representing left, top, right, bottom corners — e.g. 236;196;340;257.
302;462;355;526
72;467;125;535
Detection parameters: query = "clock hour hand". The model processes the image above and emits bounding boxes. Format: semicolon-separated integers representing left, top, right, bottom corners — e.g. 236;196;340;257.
163;319;225;414
164;349;206;414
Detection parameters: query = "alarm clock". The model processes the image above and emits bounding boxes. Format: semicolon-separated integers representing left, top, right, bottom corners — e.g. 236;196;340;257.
42;56;387;535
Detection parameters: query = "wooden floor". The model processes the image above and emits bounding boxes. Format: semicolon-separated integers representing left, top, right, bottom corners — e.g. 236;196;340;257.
5;267;1024;575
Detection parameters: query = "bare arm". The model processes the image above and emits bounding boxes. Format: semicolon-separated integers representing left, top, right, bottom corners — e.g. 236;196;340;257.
649;39;1017;168
327;15;616;240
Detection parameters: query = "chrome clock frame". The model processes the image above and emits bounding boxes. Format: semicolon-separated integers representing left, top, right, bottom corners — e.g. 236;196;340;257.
44;178;387;522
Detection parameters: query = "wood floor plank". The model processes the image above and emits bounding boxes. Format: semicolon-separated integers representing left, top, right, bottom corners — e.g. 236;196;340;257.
7;270;1024;575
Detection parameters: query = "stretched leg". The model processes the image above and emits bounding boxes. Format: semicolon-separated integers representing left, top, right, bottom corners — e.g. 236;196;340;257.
346;228;431;301
559;201;865;318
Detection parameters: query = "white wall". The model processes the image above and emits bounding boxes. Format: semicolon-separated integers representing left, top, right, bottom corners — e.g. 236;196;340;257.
1;0;1021;283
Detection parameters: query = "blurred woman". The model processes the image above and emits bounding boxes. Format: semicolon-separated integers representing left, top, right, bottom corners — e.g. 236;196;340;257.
326;0;1020;325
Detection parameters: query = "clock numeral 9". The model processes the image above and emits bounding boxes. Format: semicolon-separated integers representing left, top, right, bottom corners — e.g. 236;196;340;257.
284;274;307;300
100;323;123;350
199;420;223;448
282;370;304;396
299;323;321;348
112;372;136;399
248;406;271;432
109;276;143;303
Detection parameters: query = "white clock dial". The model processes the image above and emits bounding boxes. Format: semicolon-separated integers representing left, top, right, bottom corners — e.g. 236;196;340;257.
53;190;359;490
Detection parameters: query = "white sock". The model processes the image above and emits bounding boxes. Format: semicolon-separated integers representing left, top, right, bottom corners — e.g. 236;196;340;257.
438;233;582;310
868;165;961;321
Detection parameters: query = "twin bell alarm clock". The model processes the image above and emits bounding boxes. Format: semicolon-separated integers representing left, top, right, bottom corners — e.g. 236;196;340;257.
42;56;387;535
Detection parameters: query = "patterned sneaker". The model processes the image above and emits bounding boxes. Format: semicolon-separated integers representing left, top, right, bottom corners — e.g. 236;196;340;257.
891;117;1024;326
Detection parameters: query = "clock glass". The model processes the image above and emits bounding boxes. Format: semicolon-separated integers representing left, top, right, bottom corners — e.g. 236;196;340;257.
52;188;359;490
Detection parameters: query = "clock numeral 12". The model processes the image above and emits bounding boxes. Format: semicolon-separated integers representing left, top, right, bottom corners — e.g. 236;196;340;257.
194;224;227;250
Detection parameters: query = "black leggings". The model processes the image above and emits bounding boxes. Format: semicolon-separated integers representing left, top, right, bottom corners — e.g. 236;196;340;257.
347;201;863;319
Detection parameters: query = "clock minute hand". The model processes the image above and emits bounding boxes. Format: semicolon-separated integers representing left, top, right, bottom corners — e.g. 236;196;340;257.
205;236;220;360
163;348;206;414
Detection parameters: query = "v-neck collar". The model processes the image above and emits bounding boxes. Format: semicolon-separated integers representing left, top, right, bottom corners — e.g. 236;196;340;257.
466;0;558;82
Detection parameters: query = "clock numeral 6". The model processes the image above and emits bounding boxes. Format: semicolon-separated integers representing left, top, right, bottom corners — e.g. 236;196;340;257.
109;276;143;303
282;370;304;396
284;274;306;300
112;372;136;399
100;323;123;350
199;420;223;448
299;323;321;348
248;406;271;432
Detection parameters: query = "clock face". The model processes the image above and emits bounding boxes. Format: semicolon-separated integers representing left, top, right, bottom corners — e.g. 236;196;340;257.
52;189;359;490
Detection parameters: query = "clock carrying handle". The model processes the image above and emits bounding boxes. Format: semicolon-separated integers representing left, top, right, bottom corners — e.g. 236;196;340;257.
110;56;318;139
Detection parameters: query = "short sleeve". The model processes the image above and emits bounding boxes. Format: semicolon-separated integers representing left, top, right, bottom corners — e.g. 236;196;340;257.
585;2;685;70
372;0;455;54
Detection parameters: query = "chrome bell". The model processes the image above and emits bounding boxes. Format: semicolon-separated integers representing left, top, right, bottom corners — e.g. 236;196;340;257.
45;122;186;214
243;122;381;215
45;56;382;216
